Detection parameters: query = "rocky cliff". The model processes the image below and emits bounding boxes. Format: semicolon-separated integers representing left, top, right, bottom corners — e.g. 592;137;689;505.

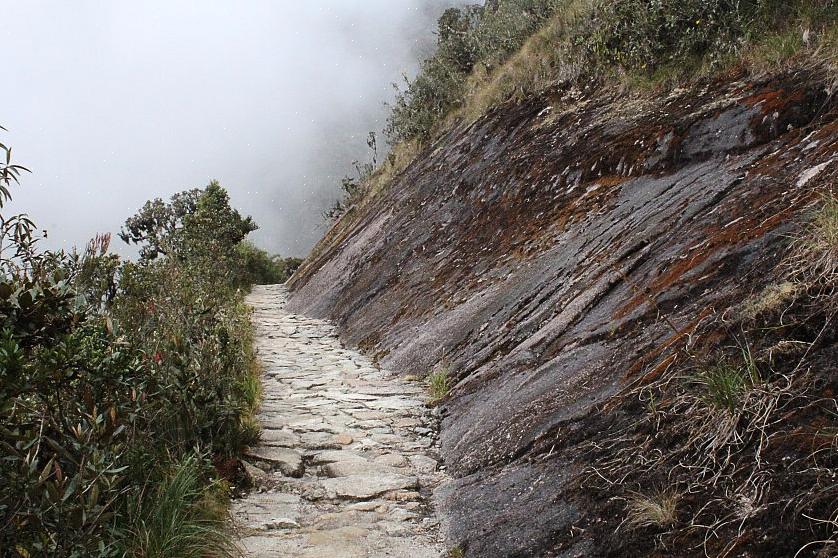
287;68;837;557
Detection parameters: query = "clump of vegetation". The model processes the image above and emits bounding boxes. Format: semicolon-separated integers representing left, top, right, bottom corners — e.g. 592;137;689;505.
237;241;302;285
792;191;838;293
427;364;453;402
121;456;235;558
0;128;281;556
625;490;679;530
387;0;562;143
386;0;837;144
693;349;761;412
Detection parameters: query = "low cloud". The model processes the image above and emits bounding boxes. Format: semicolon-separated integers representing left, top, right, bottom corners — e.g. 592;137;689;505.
1;0;462;257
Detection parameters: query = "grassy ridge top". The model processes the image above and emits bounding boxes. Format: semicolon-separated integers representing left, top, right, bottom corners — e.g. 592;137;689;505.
387;0;837;145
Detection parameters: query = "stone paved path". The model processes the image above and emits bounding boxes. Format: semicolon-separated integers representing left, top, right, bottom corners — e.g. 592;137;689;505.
232;285;447;557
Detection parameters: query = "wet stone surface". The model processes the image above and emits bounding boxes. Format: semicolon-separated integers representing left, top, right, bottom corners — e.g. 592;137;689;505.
232;284;447;557
286;69;838;557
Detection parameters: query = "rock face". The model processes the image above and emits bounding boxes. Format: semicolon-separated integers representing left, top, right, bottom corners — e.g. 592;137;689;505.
232;286;446;557
287;70;837;556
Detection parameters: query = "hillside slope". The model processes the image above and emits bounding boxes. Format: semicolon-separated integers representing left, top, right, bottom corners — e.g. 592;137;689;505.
287;68;837;556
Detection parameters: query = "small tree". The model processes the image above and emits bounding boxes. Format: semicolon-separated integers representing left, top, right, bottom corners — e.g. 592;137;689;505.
0;125;37;273
120;180;256;262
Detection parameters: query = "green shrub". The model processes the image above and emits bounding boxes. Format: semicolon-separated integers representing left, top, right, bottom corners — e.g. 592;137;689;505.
386;0;561;142
1;128;264;556
586;0;832;74
237;241;299;285
120;181;256;264
113;187;264;457
0;319;149;556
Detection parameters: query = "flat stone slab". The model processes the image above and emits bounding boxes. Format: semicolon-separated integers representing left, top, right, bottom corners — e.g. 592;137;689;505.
260;428;300;447
311;450;368;464
232;492;301;530
245;447;304;477
320;473;419;499
323;460;402;478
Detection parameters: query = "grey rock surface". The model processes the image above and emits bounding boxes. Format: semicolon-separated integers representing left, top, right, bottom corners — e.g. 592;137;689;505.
285;71;838;555
231;285;448;557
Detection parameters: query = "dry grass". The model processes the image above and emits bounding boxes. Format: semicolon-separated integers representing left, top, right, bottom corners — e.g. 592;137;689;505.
797;193;838;285
451;2;838;127
365;139;424;200
739;281;802;321
291;139;425;286
786;191;838;324
453;0;596;124
585;355;827;553
625;490;680;530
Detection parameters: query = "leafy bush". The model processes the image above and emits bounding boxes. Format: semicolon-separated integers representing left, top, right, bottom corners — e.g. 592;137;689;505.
120;181;256;263
0;319;149;556
113;184;265;458
386;0;561;143
587;0;834;73
0;130;264;556
237;241;301;285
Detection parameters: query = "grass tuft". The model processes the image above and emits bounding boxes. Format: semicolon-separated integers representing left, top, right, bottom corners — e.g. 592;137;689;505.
797;192;838;286
125;455;237;558
625;490;680;530
693;347;762;413
427;365;453;402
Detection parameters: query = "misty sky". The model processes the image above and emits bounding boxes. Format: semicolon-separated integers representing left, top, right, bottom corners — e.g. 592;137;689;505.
1;1;462;257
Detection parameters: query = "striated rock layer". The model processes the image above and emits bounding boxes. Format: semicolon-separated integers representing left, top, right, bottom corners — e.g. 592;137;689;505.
287;69;838;556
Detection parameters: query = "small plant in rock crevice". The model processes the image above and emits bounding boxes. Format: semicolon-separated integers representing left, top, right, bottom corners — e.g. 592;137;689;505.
790;191;838;298
624;489;680;530
427;364;453;402
692;347;762;413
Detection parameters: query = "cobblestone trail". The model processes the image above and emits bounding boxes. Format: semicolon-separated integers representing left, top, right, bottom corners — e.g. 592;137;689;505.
232;285;447;557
